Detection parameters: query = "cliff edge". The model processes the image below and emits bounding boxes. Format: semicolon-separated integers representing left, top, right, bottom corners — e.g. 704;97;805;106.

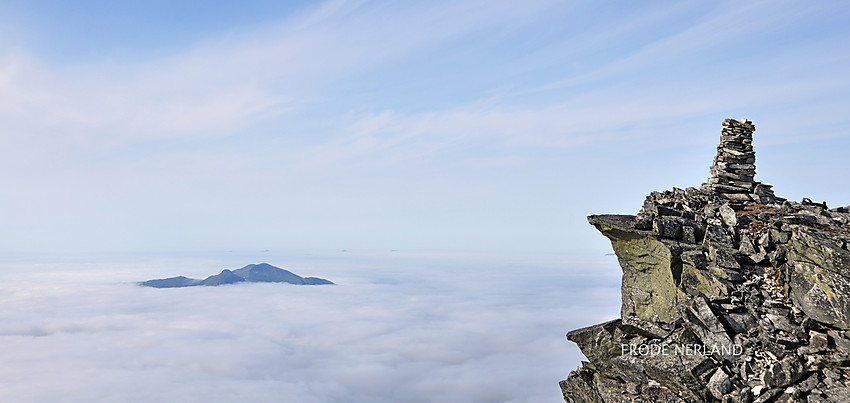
560;119;850;402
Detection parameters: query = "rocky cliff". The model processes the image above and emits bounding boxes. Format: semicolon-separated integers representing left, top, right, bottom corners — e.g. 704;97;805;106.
560;119;850;402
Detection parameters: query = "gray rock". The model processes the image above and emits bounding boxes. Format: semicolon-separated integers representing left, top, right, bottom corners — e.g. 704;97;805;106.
787;226;850;329
752;387;782;403
720;203;738;228
704;223;734;249
830;331;850;354
710;265;744;283
566;320;626;374
763;355;803;388
709;245;741;270
708;368;733;400
808;331;830;353
807;393;828;403
681;298;736;360
764;313;796;333
721;312;757;334
559;367;604;403
797;373;819;393
740;233;758;256
654;216;684;239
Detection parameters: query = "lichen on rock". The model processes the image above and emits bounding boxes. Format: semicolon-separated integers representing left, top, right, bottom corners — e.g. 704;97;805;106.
560;119;850;402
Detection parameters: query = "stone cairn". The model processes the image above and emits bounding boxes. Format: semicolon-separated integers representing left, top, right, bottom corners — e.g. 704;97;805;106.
700;118;782;204
559;118;850;403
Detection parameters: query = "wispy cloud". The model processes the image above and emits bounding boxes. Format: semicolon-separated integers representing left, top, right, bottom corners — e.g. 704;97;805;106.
0;0;563;146
1;0;849;253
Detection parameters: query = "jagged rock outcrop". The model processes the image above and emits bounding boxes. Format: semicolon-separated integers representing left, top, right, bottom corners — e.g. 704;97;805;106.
561;119;850;402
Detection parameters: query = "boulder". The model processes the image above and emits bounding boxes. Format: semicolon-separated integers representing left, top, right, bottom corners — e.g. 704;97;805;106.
787;226;850;329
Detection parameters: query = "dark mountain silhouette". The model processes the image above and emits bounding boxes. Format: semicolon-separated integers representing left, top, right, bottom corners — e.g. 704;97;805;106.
140;263;333;288
198;269;246;286
139;276;200;288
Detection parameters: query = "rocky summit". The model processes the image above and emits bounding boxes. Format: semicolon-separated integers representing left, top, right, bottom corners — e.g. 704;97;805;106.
560;119;850;402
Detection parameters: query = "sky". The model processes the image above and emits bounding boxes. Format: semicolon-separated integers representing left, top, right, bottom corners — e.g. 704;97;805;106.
1;1;850;254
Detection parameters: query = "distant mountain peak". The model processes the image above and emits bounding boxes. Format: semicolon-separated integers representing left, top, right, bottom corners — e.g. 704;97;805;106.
140;263;333;288
199;269;246;286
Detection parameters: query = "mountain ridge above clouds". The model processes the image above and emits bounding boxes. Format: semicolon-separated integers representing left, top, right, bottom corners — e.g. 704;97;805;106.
140;263;333;288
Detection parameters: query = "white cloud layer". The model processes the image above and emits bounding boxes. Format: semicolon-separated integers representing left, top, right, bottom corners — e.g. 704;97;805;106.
0;251;621;402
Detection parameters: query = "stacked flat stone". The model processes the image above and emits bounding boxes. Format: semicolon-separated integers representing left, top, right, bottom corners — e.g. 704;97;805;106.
701;118;781;203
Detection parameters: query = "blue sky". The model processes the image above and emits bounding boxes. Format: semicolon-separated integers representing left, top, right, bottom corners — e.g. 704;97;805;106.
1;0;849;254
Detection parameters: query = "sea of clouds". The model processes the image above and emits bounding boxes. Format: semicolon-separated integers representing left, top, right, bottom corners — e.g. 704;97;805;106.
0;250;620;402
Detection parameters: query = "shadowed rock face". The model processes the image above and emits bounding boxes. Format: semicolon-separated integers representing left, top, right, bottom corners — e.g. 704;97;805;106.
560;119;850;402
140;263;333;288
